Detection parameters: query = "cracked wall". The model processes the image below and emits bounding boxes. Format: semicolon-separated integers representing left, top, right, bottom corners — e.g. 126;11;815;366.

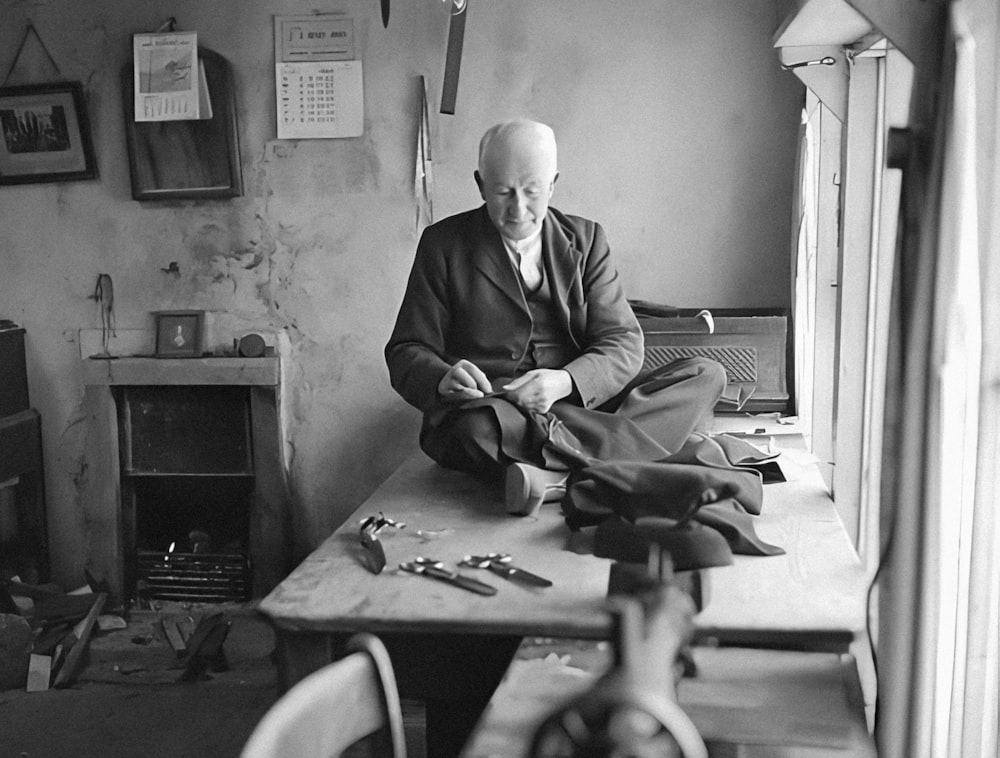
0;0;802;586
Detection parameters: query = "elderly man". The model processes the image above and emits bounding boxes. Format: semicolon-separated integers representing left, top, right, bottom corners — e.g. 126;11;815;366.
386;119;725;513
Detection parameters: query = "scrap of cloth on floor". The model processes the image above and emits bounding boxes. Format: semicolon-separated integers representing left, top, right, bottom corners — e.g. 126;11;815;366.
449;397;785;569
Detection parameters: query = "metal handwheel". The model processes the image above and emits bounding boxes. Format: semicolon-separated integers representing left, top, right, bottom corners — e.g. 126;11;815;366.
528;681;707;758
528;556;708;758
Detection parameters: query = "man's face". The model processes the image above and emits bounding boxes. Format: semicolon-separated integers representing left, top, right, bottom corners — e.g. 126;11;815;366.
476;139;557;242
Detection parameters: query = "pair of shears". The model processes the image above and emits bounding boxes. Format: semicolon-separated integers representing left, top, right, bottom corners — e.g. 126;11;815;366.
460;553;553;587
398;557;498;596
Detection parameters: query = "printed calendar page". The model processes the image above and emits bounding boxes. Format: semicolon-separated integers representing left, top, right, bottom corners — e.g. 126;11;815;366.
276;60;364;139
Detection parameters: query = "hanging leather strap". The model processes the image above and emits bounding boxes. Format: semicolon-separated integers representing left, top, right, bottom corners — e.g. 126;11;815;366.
93;273;116;354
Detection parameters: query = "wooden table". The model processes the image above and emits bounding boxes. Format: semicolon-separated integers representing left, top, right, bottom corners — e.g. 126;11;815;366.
257;424;868;756
259;455;614;756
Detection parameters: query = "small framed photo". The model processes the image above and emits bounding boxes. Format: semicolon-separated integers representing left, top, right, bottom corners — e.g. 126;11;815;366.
0;81;98;186
154;310;205;358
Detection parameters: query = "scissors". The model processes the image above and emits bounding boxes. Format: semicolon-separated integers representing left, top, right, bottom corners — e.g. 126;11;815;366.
460;553;553;587
398;557;498;596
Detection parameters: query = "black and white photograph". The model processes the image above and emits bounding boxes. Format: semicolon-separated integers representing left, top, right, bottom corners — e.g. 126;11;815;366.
0;81;96;184
0;3;997;758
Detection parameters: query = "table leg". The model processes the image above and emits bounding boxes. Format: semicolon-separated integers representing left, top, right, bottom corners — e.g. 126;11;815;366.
272;629;337;692
381;633;523;758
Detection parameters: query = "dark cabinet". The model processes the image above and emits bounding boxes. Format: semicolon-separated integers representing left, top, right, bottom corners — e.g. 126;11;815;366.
0;323;48;585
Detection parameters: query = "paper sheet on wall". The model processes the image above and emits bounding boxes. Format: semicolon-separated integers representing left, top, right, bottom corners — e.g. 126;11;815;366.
276;60;364;139
273;15;354;61
133;32;202;122
415;76;434;230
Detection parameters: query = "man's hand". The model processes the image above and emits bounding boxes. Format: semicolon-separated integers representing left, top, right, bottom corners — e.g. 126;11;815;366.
502;369;572;413
438;359;493;401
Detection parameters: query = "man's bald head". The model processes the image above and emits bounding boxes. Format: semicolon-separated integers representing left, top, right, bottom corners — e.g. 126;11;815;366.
478;120;558;179
475;120;559;241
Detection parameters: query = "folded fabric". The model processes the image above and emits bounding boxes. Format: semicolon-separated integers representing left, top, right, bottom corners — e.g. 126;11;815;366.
707;432;786;483
694;500;785;556
446;397;783;568
592;502;784;571
563;458;762;526
594;515;737;570
561;436;783;566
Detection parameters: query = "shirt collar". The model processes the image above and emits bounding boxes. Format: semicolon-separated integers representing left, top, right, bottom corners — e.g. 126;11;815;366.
501;226;542;256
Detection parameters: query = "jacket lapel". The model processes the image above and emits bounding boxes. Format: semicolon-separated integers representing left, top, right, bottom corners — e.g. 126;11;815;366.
471;207;524;307
470;207;583;319
541;211;582;330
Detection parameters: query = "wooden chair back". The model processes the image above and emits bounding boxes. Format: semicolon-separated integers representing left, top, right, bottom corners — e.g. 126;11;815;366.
241;633;407;758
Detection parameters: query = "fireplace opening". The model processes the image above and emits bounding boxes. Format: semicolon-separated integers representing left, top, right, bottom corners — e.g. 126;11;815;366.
117;384;256;604
132;477;253;603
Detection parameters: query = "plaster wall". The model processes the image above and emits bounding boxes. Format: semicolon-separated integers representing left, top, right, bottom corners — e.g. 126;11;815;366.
0;0;803;586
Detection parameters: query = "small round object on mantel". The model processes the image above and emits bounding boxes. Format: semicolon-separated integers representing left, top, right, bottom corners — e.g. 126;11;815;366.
237;333;266;358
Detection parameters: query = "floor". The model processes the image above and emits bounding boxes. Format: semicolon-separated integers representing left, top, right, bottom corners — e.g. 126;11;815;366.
0;602;283;758
0;599;579;758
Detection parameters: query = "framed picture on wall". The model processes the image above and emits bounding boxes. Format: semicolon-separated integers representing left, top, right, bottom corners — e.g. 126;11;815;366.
122;47;243;201
0;81;98;186
154;310;205;358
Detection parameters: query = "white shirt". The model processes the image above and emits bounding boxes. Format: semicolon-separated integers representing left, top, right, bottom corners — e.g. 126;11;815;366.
501;227;543;292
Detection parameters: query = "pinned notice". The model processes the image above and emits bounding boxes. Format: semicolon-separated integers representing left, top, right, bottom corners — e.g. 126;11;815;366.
133;31;202;122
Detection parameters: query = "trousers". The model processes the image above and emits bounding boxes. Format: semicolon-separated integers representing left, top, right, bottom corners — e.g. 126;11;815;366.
420;357;727;479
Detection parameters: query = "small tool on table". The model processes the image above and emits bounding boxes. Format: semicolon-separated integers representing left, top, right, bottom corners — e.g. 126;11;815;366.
359;512;406;574
398;557;498;596
460;553;553;587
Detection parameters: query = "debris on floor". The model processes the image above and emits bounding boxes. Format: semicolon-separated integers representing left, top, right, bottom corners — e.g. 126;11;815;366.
0;575;274;693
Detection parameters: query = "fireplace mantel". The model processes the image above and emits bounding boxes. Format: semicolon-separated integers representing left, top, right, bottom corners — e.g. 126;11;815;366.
81;356;279;387
79;356;290;602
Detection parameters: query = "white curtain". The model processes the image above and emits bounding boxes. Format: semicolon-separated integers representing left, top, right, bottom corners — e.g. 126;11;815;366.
875;2;998;756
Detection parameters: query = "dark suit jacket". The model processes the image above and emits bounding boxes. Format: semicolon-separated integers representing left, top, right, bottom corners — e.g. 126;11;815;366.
385;205;643;415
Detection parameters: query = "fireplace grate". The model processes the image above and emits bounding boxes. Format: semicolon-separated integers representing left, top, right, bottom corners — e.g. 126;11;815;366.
136;550;250;602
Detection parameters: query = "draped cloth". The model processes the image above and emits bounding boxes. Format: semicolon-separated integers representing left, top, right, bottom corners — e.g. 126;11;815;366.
564;433;786;571
423;376;784;569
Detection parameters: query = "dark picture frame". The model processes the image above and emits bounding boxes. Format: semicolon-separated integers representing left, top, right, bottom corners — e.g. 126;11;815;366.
154;310;205;358
122;47;243;201
0;81;98;186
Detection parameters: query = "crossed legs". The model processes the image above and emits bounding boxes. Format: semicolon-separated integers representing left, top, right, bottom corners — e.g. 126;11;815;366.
420;357;727;511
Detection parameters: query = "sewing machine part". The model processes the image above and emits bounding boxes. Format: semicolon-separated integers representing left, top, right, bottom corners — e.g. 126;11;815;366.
399;558;498;596
461;553;553;587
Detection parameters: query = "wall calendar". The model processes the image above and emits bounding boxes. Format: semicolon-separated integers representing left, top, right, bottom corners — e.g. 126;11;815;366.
273;15;363;139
